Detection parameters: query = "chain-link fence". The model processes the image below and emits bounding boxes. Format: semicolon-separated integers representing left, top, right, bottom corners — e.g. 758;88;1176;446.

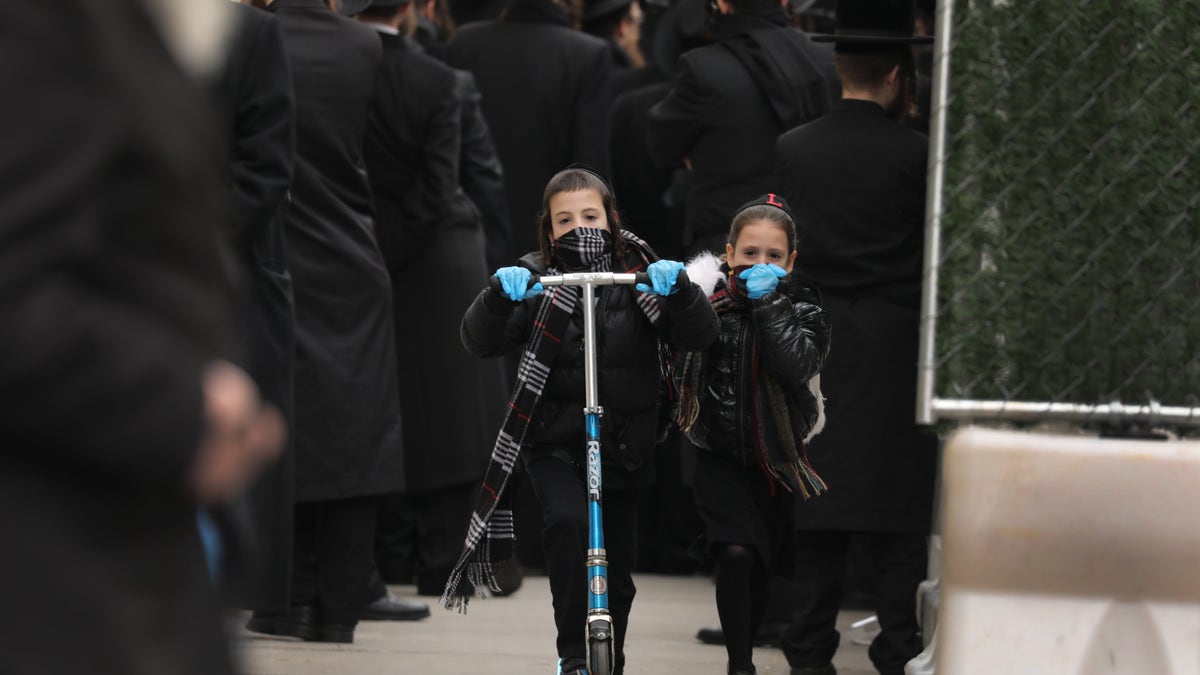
918;0;1200;433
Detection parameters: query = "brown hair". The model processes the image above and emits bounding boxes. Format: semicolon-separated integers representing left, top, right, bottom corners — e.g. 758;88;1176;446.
727;204;797;254
241;0;335;8
834;46;917;121
537;168;627;266
428;0;457;40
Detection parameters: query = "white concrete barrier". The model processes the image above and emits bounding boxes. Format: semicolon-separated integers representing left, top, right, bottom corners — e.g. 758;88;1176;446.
937;426;1200;674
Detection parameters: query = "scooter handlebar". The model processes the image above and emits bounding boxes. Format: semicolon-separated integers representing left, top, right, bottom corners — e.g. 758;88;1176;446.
531;272;651;288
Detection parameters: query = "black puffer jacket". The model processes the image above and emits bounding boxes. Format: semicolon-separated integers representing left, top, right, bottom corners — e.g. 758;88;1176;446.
684;259;831;461
462;251;719;487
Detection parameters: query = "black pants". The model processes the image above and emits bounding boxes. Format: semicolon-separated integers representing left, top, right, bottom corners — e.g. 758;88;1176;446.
291;496;378;627
781;530;927;675
375;481;477;595
526;455;639;675
635;430;706;575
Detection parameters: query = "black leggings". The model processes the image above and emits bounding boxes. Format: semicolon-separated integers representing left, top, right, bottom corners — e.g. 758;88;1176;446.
715;543;769;673
526;455;639;675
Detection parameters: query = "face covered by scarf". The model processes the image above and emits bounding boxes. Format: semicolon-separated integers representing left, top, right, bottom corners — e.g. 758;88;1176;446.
726;263;754;301
550;226;613;271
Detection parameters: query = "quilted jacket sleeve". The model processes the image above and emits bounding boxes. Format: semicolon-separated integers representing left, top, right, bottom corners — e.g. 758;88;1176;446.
751;284;831;388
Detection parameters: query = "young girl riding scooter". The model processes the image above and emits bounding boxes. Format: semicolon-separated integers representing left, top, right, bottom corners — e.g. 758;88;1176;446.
443;166;718;675
677;193;832;675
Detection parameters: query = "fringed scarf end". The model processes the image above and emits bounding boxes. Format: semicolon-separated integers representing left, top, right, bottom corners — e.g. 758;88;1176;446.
674;352;703;434
793;457;828;501
439;559;510;613
438;573;471;613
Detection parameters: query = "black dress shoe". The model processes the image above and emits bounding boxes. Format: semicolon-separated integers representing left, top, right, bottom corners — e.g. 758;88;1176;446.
360;590;431;621
695;621;787;647
755;621;787;646
245;606;319;640
696;625;725;645
789;666;836;675
309;623;354;643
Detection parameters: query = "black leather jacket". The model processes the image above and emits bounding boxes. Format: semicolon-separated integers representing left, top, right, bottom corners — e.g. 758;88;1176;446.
461;251;719;486
685;274;831;461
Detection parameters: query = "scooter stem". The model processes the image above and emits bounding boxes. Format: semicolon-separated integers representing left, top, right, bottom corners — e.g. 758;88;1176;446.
582;282;599;410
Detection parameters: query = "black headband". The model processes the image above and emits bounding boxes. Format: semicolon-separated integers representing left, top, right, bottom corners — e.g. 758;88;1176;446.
733;192;794;221
563;162;617;202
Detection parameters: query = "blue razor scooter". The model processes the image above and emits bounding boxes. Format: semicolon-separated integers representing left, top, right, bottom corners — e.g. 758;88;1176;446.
532;270;650;675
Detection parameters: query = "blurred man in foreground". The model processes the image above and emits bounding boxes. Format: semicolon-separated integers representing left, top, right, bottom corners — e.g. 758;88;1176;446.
0;2;283;673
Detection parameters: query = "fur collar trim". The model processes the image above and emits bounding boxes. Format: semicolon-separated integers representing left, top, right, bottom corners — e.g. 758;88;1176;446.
686;251;725;297
806;375;825;442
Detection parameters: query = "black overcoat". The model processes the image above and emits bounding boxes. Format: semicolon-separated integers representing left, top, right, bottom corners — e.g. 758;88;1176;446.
610;81;678;258
365;33;507;492
0;2;238;673
410;31;514;273
647;17;836;255
775;99;938;534
447;0;614;260
207;3;298;612
455;69;514;274
271;0;406;501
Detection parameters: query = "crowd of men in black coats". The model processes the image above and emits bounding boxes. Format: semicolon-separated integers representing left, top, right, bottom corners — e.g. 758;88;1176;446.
0;0;940;673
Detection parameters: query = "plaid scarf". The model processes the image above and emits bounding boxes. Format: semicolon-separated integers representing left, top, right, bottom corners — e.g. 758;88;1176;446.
675;266;827;499
441;228;662;611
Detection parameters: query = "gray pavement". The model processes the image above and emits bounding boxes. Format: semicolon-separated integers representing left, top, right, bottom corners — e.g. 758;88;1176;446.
233;574;877;675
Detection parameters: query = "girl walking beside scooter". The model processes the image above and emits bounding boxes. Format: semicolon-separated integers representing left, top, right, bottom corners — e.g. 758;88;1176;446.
443;166;718;675
676;194;832;675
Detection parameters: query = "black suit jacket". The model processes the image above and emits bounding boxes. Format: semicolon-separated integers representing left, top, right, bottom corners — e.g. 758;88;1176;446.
211;6;295;254
647;25;835;256
411;28;513;273
454;69;513;273
366;32;465;272
208;2;298;613
0;2;237;673
448;0;614;259
610;81;679;258
776;99;929;302
365;31;507;490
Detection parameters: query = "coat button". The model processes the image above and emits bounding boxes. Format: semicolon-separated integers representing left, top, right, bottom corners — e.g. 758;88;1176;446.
619;443;627;450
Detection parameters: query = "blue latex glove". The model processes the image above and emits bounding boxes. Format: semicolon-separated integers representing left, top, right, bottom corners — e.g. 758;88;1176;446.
738;263;788;299
495;266;543;302
636;259;686;296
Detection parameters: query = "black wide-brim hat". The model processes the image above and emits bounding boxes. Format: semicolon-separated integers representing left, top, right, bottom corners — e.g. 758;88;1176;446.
582;0;635;22
338;0;410;17
651;0;710;76
810;0;933;45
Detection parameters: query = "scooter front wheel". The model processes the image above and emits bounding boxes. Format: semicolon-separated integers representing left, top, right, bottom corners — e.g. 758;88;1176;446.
587;637;613;675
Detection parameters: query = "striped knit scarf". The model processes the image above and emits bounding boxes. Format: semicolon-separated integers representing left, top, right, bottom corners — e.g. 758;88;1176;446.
675;267;827;499
441;228;662;611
